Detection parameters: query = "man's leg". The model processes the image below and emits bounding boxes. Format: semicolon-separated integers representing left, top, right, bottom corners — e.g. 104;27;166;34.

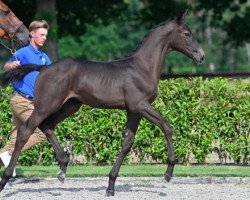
0;115;22;153
0;114;21;176
0;94;47;172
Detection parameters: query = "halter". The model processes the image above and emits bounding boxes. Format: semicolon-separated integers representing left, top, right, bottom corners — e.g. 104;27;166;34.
0;21;24;54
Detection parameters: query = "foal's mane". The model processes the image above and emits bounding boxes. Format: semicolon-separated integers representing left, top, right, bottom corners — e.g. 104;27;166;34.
123;19;173;58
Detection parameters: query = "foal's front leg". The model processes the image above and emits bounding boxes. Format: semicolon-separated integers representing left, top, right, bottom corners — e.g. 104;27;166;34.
106;112;141;196
138;102;177;181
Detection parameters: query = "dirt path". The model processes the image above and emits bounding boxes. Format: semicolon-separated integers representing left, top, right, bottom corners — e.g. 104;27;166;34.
1;177;250;200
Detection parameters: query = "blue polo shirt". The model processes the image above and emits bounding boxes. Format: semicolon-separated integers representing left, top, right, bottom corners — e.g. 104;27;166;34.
10;44;51;98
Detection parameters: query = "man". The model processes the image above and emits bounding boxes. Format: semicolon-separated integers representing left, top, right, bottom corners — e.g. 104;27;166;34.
0;20;51;176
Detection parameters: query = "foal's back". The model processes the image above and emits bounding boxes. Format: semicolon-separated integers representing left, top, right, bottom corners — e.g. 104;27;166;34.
35;57;138;108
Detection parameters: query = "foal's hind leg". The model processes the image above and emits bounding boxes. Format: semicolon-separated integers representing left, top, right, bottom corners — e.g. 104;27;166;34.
39;99;82;183
42;129;68;183
0;112;42;191
138;102;177;182
106;112;141;196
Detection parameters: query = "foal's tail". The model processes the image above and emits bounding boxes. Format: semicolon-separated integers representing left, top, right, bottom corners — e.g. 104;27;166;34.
0;64;42;88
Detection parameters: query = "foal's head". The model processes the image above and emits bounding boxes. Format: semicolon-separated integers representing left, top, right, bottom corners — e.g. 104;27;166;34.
168;12;205;64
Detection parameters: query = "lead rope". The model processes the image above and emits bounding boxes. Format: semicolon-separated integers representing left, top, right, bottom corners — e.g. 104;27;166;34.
0;39;16;55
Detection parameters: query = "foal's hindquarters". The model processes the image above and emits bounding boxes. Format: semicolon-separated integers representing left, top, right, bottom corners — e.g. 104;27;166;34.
0;95;82;190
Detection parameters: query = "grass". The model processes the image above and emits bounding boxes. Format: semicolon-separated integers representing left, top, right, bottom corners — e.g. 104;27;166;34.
1;164;249;178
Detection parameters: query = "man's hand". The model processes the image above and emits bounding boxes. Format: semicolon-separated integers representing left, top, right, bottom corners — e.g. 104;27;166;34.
4;61;21;71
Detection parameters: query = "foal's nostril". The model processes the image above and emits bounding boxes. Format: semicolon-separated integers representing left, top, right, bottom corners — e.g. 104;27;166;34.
201;55;204;61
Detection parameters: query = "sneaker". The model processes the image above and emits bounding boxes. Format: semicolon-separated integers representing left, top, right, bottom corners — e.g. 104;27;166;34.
0;151;16;177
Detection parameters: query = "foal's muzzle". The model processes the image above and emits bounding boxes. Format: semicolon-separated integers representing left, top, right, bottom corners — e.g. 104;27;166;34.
193;48;205;64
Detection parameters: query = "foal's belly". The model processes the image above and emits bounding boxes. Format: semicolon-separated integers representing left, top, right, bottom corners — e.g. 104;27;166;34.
75;87;126;109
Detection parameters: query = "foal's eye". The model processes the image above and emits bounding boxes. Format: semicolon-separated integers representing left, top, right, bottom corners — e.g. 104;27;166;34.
184;32;190;37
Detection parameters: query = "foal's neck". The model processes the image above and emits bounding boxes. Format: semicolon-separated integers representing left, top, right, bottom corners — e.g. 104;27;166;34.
133;22;174;82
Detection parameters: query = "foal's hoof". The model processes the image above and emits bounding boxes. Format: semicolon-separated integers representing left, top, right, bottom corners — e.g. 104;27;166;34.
164;173;172;182
106;189;115;197
57;171;65;183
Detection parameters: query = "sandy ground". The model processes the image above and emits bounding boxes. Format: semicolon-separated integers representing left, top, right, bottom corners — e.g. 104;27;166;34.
0;177;249;200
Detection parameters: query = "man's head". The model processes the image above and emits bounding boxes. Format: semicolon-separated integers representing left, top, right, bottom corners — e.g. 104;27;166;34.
29;20;49;49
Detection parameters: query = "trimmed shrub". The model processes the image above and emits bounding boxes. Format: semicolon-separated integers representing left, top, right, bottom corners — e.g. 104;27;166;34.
0;78;249;165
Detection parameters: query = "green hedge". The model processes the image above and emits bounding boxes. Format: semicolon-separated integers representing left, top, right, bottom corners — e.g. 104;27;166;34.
0;78;249;165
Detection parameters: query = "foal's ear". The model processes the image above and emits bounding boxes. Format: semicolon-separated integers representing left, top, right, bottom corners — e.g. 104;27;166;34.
176;10;187;25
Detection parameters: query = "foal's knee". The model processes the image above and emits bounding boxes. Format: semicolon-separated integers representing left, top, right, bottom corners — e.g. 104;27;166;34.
162;120;173;136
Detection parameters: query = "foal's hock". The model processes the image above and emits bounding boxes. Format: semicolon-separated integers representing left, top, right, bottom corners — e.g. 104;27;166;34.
0;12;204;196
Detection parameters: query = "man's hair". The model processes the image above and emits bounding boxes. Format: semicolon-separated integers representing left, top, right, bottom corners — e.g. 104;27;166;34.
29;20;49;32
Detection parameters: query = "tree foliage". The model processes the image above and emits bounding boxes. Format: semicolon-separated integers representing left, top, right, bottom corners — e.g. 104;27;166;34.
193;0;250;45
5;0;128;36
4;0;250;46
194;0;248;23
223;6;250;45
56;0;128;37
138;0;188;26
2;0;250;72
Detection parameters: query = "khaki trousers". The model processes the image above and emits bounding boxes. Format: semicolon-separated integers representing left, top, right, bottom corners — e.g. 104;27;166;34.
0;93;47;153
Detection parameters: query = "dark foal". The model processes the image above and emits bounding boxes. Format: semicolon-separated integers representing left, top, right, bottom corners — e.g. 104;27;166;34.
0;0;29;50
0;12;204;196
